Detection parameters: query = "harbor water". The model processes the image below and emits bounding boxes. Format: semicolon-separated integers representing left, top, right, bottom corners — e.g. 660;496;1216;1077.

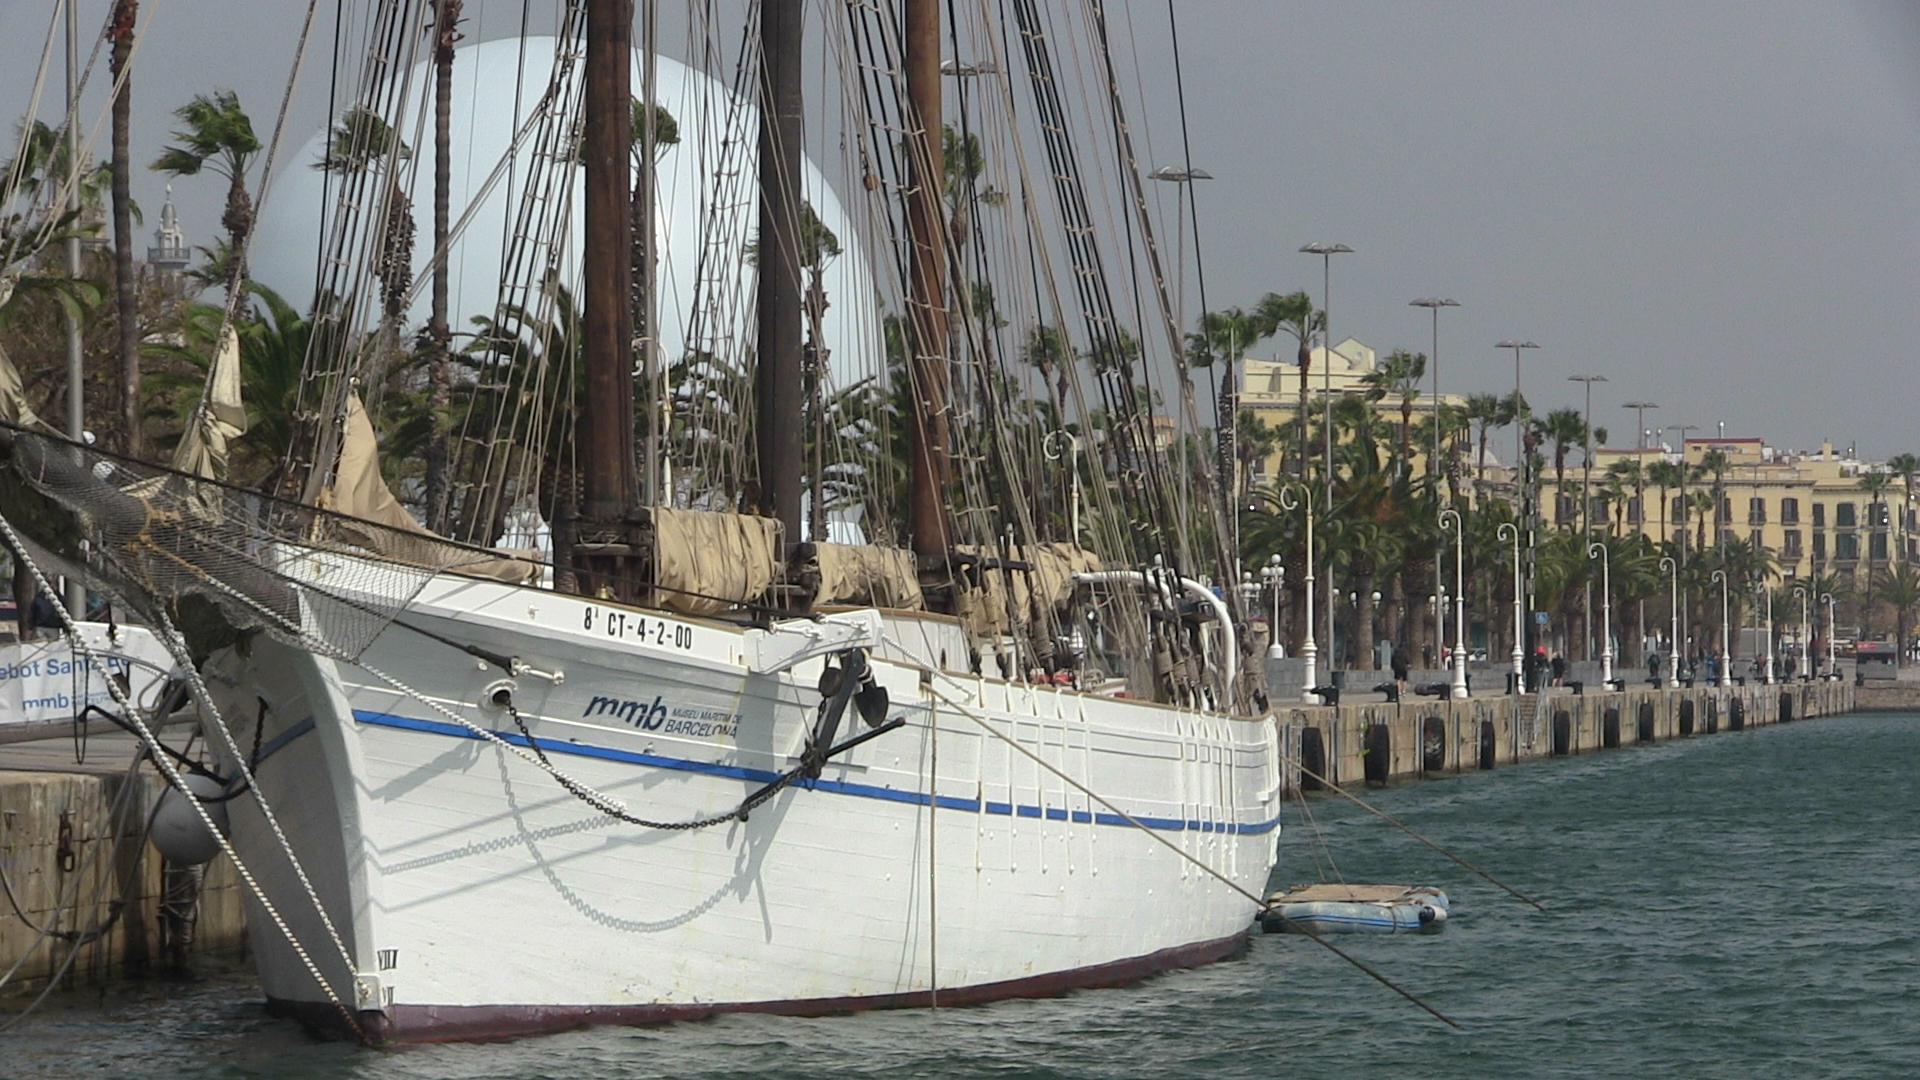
5;711;1916;1079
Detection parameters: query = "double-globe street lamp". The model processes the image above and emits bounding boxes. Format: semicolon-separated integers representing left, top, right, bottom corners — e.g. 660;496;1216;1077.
1263;555;1286;660
1792;581;1813;682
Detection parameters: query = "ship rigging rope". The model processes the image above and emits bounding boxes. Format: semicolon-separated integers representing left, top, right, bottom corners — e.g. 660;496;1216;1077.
0;512;364;1041
923;679;1460;1029
1281;750;1545;911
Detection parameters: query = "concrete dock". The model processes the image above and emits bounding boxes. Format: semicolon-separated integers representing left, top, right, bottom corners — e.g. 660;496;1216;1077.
0;733;246;996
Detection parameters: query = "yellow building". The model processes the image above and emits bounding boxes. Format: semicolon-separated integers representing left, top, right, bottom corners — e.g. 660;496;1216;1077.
1591;438;1902;586
1238;338;1472;487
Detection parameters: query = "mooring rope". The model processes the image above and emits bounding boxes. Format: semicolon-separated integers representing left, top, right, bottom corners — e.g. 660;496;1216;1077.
926;683;1461;1030
0;512;364;1040
1278;749;1546;912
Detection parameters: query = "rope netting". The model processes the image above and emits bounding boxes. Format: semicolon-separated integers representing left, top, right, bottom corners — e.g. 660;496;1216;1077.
6;429;513;664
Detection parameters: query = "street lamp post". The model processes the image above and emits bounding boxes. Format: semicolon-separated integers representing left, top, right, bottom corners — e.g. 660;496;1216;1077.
1440;508;1468;698
1413;298;1460;685
1666;423;1700;561
1150;165;1213;336
1570;373;1609;661
1589;540;1614;687
1660;556;1680;688
1822;592;1836;679
1759;582;1775;684
1498;522;1524;689
1792;582;1811;681
1279;484;1318;701
1498;340;1542;671
1302;243;1353;666
1711;568;1731;687
1622;401;1658;451
1263;555;1286;660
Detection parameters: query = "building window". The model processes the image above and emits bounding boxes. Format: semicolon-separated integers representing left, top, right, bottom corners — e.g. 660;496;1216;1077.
1872;502;1890;526
1872;532;1889;561
1837;533;1859;560
1781;497;1799;524
1673;496;1687;522
1627;496;1642;524
1751;528;1764;550
1814;532;1826;559
1813;503;1826;527
1749;496;1766;524
1784;530;1802;556
1837;502;1857;527
1721;496;1733;522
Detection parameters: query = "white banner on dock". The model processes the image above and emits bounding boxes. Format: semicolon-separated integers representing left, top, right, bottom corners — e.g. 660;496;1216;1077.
0;624;176;728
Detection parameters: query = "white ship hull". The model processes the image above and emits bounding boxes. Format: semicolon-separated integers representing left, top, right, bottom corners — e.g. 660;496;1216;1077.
198;565;1280;1042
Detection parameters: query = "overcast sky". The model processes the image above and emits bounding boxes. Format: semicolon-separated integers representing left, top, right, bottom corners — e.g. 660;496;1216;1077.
5;1;1917;457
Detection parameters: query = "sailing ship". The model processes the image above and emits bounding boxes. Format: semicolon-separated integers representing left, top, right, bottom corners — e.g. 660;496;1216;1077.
0;0;1279;1043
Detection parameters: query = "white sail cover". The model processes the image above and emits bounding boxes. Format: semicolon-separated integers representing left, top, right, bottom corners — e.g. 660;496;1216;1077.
171;322;249;479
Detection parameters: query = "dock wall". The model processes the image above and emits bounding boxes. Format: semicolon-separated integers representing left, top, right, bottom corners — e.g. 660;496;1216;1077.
1273;680;1854;793
0;771;246;995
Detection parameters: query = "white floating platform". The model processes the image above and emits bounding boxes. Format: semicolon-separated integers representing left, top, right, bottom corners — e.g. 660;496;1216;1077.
1257;884;1449;934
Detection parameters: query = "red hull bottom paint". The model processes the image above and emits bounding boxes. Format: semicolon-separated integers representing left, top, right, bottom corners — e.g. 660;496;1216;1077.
270;930;1253;1044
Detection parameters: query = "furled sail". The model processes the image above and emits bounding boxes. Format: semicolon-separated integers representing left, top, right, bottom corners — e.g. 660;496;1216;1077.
316;393;538;584
0;343;35;428
0;277;40;428
646;506;781;616
171;323;249;479
814;542;923;610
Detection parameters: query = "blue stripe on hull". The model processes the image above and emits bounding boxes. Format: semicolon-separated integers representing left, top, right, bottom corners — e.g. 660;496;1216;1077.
350;708;1280;836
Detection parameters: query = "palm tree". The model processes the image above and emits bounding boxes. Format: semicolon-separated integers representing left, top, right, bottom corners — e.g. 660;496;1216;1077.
108;0;141;457
1259;291;1319;481
1537;407;1587;527
1189;297;1285;504
152;90;260;293
1359;347;1425;479
1885;452;1920;560
1859;470;1895;565
1873;561;1920;667
146;284;314;486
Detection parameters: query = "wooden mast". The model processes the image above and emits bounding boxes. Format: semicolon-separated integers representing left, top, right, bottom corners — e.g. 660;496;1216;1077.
577;0;638;593
755;0;804;547
903;0;952;565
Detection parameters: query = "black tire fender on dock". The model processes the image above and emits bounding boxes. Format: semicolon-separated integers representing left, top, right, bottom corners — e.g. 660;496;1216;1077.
1779;691;1795;723
1421;716;1446;774
1602;706;1621;748
1637;700;1656;743
1678;698;1696;736
1728;696;1745;731
1478;718;1497;770
1363;723;1391;787
1552;709;1573;756
1300;726;1327;791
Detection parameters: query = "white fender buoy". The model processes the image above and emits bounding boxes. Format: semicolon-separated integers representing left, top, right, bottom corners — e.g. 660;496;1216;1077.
151;773;230;865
